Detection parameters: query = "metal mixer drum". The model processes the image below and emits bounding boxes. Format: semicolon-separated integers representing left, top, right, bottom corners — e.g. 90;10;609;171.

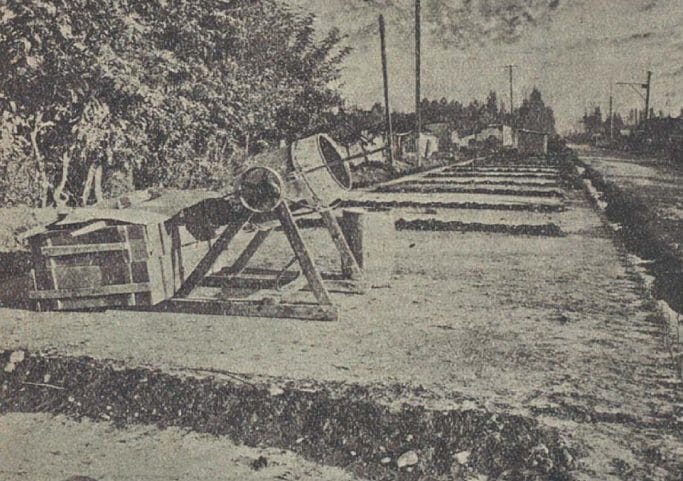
239;134;352;212
291;133;351;206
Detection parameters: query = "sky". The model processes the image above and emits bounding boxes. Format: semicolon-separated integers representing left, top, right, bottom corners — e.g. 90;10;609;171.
289;0;683;133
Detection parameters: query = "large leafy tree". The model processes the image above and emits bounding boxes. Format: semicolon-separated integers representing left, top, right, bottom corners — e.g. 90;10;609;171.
0;0;349;206
516;87;556;135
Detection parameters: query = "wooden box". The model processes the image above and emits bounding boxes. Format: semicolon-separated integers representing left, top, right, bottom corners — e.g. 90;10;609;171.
28;220;193;311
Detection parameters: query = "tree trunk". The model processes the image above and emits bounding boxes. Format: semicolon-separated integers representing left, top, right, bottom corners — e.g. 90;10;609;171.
53;151;71;208
81;164;96;206
30;112;50;208
94;164;104;203
125;160;135;191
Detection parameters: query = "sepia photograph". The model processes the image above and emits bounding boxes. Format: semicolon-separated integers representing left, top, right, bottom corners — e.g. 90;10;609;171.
0;1;681;480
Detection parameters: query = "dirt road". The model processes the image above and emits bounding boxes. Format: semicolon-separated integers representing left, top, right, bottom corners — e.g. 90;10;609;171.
1;151;681;480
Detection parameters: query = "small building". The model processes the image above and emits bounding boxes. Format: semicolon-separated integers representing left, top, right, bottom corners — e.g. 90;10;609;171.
477;124;515;147
516;129;549;155
424;122;453;150
453;132;477;150
393;131;439;161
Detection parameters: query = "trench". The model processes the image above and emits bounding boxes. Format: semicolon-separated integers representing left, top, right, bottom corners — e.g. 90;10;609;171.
341;200;564;213
0;350;578;481
394;219;563;236
374;186;563;198
579;163;683;313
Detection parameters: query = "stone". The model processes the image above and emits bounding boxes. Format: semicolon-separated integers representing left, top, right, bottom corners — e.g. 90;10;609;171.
397;450;419;468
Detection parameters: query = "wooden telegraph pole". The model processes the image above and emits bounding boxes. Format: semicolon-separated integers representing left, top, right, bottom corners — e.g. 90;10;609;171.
644;70;652;121
378;15;394;167
617;70;653;124
415;0;421;167
503;65;518;124
608;82;614;142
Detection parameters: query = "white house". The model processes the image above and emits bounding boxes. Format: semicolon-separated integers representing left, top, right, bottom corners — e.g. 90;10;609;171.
477;124;515;147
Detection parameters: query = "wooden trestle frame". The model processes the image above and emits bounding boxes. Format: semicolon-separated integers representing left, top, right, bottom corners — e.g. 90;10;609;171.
159;202;365;321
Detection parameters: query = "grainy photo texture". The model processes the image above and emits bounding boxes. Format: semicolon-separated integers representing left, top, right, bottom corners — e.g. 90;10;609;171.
0;1;682;480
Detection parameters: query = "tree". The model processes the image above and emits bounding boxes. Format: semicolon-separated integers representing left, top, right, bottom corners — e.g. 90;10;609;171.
0;0;350;206
517;88;556;135
582;107;602;135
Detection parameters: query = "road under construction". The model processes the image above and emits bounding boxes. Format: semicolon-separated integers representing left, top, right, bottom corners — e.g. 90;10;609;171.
1;142;681;481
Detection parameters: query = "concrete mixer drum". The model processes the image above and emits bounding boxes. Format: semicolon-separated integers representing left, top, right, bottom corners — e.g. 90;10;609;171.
290;134;352;207
238;134;352;212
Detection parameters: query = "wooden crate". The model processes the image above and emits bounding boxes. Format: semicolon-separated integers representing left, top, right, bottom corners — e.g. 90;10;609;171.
28;220;184;311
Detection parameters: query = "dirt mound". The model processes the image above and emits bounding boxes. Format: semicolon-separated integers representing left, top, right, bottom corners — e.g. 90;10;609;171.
396;219;563;236
1;350;578;481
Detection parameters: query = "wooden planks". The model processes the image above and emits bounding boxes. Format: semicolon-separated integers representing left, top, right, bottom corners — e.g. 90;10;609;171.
29;220;181;309
28;282;151;300
41;242;128;257
175;213;252;298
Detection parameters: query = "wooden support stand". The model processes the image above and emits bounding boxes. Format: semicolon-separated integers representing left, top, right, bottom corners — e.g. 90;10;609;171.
158;202;366;322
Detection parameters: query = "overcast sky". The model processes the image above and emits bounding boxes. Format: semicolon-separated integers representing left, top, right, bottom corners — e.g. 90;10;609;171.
291;0;683;133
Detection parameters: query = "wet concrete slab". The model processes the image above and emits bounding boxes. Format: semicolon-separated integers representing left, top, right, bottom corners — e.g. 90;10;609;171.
400;177;560;187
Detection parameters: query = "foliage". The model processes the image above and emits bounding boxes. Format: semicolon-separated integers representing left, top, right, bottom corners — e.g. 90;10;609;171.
327;88;557;147
0;0;349;206
515;88;556;134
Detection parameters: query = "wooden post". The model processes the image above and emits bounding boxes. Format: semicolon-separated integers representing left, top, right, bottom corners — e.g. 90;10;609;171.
225;228;272;275
276;202;332;306
175;212;253;298
379;15;394;167
644;70;652;122
415;0;421;167
340;208;395;288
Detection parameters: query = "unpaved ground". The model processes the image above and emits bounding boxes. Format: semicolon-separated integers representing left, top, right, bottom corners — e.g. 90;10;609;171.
1;152;681;480
574;145;683;245
0;412;359;481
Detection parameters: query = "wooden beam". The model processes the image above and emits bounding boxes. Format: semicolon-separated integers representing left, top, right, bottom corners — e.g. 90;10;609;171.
29;282;151;300
42;242;128;257
319;210;365;283
275;202;332;306
224;228;272;275
162;298;339;322
175;212;252;298
69;221;108;238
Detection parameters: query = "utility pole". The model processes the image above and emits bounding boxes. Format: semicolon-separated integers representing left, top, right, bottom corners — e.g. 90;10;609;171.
617;70;653;124
378;15;394;167
415;0;421;167
644;70;652;121
609;82;614;142
503;65;518;124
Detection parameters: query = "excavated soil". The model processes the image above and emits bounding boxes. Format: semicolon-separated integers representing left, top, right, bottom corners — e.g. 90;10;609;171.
1;350;576;481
